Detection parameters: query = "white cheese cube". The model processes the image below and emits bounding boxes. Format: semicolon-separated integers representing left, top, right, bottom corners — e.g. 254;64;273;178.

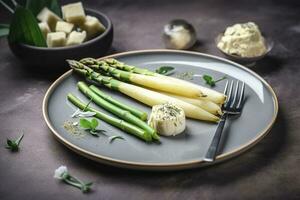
66;31;87;46
82;15;105;38
55;21;74;34
38;22;50;39
47;32;66;47
37;7;62;31
62;2;86;24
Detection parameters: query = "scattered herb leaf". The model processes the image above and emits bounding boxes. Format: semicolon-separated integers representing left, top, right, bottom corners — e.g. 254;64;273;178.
109;135;124;143
54;165;93;193
6;132;24;152
79;118;104;137
8;6;47;47
155;66;175;75
0;24;9;37
203;74;226;87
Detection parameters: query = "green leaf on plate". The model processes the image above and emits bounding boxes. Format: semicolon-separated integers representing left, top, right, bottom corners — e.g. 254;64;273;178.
8;6;47;47
0;24;9;38
202;74;226;87
79;118;92;129
26;0;61;17
155;66;175;75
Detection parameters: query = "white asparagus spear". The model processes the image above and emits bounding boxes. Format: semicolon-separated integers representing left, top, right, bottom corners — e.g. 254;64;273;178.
118;82;219;122
159;91;222;115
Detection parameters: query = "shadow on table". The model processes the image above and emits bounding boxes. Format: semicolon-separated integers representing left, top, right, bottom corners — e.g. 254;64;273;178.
49;108;287;188
251;55;284;76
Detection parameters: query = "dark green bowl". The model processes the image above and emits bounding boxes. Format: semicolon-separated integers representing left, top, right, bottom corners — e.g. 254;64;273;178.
9;9;113;71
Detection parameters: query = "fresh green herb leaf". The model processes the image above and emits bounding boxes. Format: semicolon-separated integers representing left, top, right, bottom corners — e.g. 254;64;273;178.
26;0;61;17
79;118;92;129
0;24;9;37
79;118;103;137
203;74;226;87
6;132;24;152
155;66;175;75
8;6;47;46
109;135;124;143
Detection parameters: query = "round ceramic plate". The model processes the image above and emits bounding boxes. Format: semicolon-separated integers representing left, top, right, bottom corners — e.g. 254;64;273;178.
43;50;278;171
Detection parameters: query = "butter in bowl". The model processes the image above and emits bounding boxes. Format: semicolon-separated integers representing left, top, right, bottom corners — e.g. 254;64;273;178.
216;22;273;66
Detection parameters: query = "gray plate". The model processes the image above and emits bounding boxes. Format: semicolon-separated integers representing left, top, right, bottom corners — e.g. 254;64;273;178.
43;50;278;171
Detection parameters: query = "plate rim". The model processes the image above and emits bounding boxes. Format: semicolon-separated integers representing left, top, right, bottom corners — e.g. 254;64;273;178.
42;49;279;170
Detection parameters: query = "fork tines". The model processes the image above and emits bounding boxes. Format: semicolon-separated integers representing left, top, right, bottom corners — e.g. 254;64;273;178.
223;80;245;113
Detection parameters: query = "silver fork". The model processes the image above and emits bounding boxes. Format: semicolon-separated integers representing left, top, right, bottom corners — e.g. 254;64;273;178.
204;80;245;162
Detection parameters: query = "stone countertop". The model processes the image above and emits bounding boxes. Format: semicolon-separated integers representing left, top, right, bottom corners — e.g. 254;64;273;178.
0;0;299;199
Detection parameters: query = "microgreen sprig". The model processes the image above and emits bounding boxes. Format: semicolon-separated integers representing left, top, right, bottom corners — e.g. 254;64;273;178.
202;74;227;87
6;132;24;152
79;118;106;137
155;66;175;75
54;166;93;193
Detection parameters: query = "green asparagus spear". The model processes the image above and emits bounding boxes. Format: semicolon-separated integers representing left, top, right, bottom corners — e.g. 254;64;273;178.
89;85;147;121
67;93;152;142
94;58;156;76
77;81;159;140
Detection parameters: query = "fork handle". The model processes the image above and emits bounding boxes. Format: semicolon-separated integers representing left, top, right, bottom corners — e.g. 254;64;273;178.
204;113;228;162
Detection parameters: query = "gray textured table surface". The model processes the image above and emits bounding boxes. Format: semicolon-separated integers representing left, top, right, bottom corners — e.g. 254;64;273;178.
0;0;300;199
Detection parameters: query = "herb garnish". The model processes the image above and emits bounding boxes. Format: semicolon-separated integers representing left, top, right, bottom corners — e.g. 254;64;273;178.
79;118;105;137
54;165;93;193
155;66;175;75
202;75;226;87
109;135;124;143
6;132;24;152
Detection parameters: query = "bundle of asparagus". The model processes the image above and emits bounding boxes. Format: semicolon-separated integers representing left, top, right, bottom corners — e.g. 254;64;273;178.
77;58;224;113
81;58;226;104
67;60;219;122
